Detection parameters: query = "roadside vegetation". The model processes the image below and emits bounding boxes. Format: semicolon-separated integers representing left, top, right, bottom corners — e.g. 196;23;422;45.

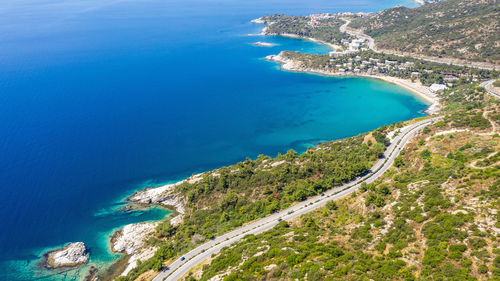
349;0;499;64
116;121;395;280
113;1;500;279
115;55;499;281
188;84;500;281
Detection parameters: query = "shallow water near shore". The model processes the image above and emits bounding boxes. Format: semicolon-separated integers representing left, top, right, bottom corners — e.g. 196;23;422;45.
0;0;422;279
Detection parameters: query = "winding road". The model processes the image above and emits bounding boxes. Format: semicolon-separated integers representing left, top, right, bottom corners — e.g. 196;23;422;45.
153;117;440;281
481;79;500;100
340;19;498;71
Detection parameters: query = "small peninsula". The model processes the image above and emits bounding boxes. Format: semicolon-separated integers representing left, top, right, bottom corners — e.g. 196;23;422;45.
41;242;89;269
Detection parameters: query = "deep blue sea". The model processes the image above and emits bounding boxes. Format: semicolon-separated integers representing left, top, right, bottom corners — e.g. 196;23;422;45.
0;0;423;279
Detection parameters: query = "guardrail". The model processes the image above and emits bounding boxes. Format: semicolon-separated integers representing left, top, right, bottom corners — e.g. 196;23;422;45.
158;117;437;281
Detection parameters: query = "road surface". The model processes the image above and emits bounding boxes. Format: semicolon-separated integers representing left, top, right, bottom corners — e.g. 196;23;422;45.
480;79;500;100
340;19;497;71
153;117;439;281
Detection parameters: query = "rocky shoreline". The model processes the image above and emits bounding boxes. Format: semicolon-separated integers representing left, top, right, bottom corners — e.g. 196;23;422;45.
251;17;342;50
110;222;159;276
41;242;89;269
105;174;204;276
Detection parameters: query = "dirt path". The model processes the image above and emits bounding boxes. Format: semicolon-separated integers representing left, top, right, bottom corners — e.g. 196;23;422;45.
469;108;499;169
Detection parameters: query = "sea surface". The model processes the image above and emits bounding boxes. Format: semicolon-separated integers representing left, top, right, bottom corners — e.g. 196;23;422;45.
0;0;423;280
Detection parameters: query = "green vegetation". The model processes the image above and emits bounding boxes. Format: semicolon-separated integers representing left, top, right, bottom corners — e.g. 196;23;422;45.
116;125;392;280
260;14;351;45
350;0;500;63
115;81;499;281
277;50;498;86
185;82;500;281
113;5;500;278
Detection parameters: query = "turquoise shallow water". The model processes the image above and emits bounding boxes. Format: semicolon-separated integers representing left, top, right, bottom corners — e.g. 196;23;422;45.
0;0;424;280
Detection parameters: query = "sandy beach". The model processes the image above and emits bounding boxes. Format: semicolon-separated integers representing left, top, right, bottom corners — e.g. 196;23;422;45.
252;17;442;113
266;53;440;115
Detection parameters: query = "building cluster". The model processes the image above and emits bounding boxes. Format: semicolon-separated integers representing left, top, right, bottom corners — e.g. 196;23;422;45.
308;13;337;26
327;55;458;88
307;12;371;26
329;38;368;57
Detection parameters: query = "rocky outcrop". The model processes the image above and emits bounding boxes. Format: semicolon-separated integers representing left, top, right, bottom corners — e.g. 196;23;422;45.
266;53;346;76
43;242;89;269
127;174;205;225
114;174;203;275
129;182;185;215
252;41;277;47
111;222;159;276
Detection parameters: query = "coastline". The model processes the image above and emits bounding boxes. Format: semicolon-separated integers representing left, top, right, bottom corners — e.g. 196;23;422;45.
250;17;341;51
252;17;438;114
103;174;204;277
98;17;440;279
266;53;440;115
272;33;340;51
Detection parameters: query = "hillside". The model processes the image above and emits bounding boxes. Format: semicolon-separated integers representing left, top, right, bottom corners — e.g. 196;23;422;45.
113;118;391;280
349;0;500;64
258;14;353;46
187;85;500;281
109;65;500;281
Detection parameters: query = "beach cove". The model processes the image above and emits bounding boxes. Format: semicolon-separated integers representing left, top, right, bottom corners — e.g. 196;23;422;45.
0;0;426;280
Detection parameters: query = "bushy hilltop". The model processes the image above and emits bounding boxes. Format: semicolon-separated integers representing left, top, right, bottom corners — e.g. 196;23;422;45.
259;14;352;45
186;84;500;281
349;0;500;64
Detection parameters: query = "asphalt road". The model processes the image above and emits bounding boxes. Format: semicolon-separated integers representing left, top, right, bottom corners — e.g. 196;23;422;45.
481;79;500;100
154;117;439;281
341;20;497;71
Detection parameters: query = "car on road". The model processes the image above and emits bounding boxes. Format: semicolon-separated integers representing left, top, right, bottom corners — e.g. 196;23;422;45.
277;218;282;222
180;257;185;261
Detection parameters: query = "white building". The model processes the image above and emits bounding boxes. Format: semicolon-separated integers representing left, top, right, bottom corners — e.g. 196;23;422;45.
429;84;448;93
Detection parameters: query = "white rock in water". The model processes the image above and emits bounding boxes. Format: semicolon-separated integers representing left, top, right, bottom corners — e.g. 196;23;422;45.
46;242;89;268
252;41;277;47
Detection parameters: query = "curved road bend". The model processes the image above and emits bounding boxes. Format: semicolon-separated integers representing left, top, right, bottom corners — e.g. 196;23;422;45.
340;19;497;71
154;117;440;281
480;79;500;100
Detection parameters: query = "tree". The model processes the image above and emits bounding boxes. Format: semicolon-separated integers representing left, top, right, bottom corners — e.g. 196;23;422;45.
420;149;432;159
394;156;405;168
326;201;338;210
